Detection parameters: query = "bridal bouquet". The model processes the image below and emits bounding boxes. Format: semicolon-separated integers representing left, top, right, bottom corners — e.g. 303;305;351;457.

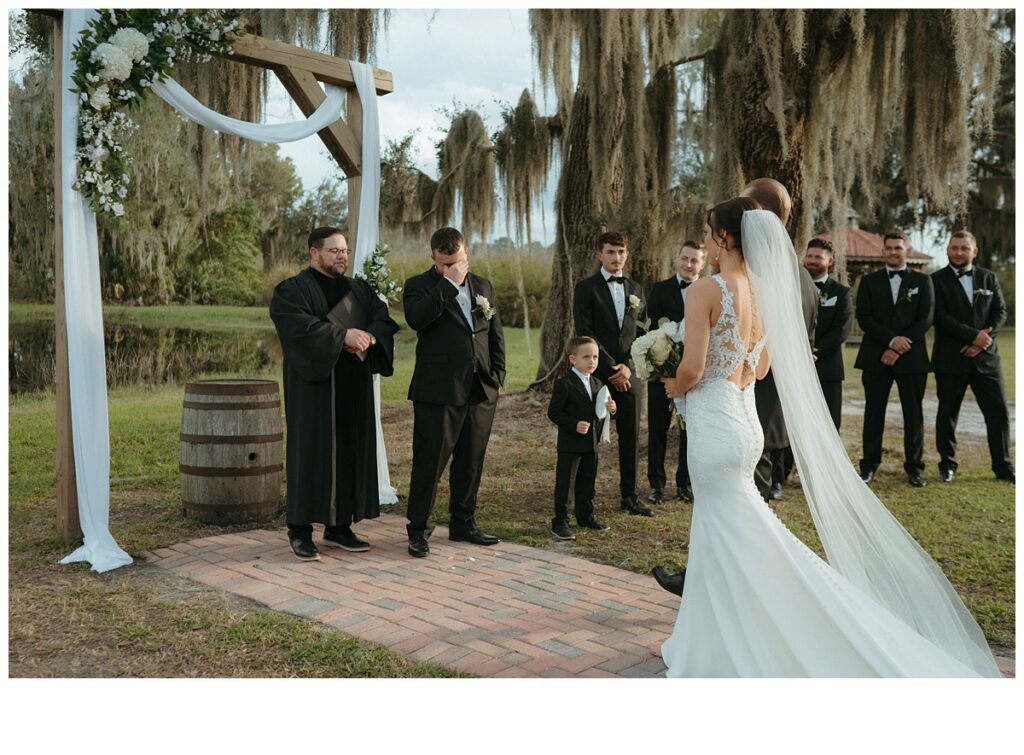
630;318;683;381
630;318;688;425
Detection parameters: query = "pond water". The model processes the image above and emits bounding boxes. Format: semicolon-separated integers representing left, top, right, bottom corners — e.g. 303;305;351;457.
9;320;282;394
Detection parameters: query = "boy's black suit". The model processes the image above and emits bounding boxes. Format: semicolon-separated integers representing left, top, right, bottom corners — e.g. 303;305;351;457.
645;275;690;495
548;371;609;524
572;270;645;501
812;276;854;430
930;265;1013;478
403;267;505;538
854;267;934;476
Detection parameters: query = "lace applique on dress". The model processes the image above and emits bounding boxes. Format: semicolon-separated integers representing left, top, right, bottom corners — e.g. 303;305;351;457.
700;275;765;387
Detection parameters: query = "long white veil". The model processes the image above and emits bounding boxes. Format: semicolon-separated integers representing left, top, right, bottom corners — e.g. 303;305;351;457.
741;209;1000;677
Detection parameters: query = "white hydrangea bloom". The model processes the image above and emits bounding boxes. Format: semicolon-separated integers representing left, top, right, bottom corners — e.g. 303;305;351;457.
89;84;111;110
110;27;150;62
93;42;133;81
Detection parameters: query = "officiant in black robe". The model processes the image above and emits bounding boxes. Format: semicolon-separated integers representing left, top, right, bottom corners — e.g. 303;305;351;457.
269;227;399;561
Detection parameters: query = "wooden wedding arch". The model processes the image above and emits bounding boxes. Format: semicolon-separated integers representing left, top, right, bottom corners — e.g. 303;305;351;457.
36;11;394;542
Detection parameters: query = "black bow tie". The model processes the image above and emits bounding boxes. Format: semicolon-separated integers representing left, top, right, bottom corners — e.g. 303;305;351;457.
679;279;692;290
888;269;905;279
956;268;973;278
607;275;625;284
814;281;826;291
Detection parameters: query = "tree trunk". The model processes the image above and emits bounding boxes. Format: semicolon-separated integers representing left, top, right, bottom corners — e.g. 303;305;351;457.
533;87;603;389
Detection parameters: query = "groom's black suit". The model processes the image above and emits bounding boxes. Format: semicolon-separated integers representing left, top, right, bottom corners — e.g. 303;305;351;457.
930;265;1012;478
404;267;505;537
645;275;690;494
752;266;818;497
572;270;645;500
854;267;934;476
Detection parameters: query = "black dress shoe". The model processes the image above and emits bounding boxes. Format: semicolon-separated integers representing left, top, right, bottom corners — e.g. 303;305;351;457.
647;488;664;504
769;482;783;500
860;469;875;484
408;535;430;557
551;521;576;540
939;468;955;483
908;473;927;487
289;534;320;561
678;486;693;502
322;525;370;552
577;516;609;531
652;566;685;596
996;470;1015;483
449;529;500;546
621;496;654;517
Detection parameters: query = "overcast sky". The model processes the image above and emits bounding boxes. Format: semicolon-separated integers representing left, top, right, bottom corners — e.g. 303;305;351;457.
264;8;558;244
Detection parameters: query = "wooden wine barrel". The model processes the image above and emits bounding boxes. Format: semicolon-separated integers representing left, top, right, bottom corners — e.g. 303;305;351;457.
180;379;283;524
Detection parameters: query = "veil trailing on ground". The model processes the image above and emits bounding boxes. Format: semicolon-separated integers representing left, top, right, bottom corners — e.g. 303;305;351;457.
741;209;999;678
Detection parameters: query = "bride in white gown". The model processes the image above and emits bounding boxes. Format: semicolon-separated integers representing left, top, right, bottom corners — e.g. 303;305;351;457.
660;197;1001;677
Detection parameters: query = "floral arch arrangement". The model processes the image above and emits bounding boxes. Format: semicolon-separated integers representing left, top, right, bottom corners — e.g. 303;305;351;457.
70;9;239;220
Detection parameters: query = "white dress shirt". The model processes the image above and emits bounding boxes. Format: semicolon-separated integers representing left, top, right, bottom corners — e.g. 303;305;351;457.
447;277;474;326
571;367;593;400
885;266;907;304
601;267;626;327
677;272;697;305
953;266;974;303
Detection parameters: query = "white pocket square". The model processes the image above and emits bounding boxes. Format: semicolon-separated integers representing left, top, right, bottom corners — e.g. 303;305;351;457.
822;296;837;307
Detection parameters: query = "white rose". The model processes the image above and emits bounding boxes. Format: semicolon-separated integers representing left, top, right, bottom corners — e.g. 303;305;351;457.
649;331;673;365
93;42;133;81
110;27;150;63
112;202;125;217
89;85;111;110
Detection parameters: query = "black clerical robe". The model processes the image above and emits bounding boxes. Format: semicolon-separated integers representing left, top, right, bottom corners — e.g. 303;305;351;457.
269;267;399;527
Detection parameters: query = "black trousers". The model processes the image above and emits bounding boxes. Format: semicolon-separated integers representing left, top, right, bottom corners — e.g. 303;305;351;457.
407;377;498;536
821;380;843;431
860;370;927;475
935;370;1013;477
609;382;639;498
552;451;597;525
646;382;689;492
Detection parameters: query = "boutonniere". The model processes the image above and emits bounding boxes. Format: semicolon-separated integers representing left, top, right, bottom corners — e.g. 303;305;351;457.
973;288;993;301
628;294;643;314
818;290;829;306
474;294;495;321
897;286;920;305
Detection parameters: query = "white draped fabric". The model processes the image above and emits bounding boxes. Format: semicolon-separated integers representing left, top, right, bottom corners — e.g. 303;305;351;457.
349;62;399;505
60;11;394;571
57;9;134;573
151;77;347;142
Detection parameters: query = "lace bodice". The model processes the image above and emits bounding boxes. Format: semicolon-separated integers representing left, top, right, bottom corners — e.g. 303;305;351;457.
699;274;766;386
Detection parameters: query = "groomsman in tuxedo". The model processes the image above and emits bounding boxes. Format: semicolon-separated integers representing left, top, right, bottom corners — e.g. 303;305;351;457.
855;231;934;487
804;238;853;430
645;240;706;504
403;227;506;557
931;231;1014;483
572;230;652;516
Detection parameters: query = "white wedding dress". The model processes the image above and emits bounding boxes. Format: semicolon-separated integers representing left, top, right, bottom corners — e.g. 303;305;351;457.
661;267;998;677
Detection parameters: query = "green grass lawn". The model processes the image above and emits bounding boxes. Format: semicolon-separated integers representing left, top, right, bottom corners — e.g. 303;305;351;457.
8;305;1016;674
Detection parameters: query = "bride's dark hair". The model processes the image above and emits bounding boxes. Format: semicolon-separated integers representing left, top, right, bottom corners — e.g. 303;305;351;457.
707;197;762;254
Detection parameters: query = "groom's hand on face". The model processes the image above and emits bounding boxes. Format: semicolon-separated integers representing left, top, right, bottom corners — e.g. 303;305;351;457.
576;421;591;435
442;254;469;286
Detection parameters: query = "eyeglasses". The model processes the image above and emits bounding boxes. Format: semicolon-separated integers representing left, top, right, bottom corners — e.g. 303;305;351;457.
319;247;348;256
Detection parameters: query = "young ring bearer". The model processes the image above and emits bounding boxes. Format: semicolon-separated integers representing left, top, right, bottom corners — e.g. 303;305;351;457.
547;336;617;540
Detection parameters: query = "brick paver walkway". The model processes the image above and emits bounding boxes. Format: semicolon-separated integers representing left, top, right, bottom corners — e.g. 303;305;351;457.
145;514;674;677
145;513;1014;678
